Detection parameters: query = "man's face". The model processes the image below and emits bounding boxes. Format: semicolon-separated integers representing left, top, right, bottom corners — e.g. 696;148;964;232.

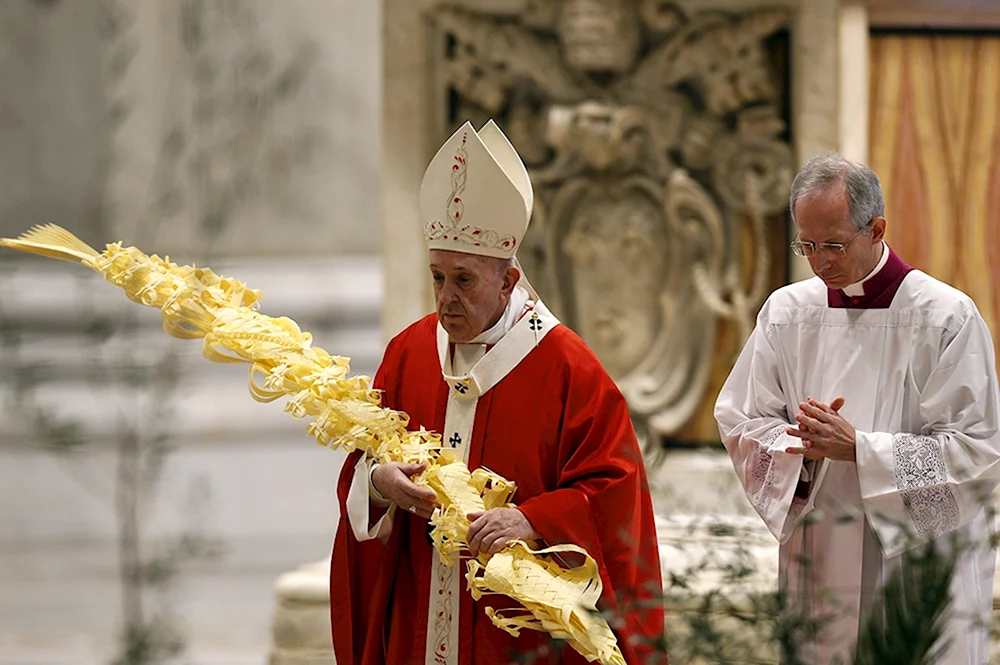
429;250;518;342
794;188;885;290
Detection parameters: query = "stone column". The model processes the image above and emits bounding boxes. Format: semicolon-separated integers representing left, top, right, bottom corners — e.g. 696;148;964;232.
380;0;440;339
838;0;870;165
787;0;841;283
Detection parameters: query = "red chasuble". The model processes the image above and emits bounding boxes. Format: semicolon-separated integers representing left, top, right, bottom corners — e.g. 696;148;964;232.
330;313;666;665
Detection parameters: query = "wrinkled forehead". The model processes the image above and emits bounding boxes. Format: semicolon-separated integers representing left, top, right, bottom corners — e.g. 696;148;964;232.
794;189;855;238
428;249;503;274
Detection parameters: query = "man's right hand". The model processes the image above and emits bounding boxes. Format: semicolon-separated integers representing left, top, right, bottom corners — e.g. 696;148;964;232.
371;462;438;519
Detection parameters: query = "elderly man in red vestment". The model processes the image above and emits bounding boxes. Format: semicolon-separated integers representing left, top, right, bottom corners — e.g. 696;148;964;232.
329;120;666;665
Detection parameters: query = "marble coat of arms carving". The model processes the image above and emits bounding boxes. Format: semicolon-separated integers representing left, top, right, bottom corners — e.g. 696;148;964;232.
428;1;795;444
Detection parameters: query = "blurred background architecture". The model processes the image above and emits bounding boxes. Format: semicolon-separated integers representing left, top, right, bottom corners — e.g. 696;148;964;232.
0;1;380;663
1;0;999;664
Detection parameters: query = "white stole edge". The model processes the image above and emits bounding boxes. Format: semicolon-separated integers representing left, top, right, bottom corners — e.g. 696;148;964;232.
425;299;560;665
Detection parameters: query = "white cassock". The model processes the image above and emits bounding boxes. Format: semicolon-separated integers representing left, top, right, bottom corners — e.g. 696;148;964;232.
715;268;1000;664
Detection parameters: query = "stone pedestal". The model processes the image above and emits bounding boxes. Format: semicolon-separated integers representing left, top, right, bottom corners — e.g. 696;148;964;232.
270;560;336;665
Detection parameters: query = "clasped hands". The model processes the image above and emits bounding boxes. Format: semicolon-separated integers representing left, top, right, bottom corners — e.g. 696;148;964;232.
371;461;539;555
785;396;857;462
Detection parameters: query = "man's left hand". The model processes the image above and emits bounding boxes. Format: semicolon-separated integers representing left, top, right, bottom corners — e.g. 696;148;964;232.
786;397;857;462
466;508;539;556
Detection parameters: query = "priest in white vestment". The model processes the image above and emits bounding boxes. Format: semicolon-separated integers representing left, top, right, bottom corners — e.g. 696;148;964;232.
715;154;1000;664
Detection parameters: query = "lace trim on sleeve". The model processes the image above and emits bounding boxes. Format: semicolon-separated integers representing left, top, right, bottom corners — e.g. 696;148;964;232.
892;434;960;540
747;426;785;515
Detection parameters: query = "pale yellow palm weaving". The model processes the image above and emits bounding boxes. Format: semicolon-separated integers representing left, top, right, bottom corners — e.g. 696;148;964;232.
1;224;627;665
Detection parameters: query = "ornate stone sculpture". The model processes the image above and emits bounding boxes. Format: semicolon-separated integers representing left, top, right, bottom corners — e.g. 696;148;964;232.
429;2;794;443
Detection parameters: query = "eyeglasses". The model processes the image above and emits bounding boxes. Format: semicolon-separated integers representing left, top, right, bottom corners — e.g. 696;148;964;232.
790;222;872;258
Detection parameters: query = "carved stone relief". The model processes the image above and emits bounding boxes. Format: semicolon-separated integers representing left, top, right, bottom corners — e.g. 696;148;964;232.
428;2;794;443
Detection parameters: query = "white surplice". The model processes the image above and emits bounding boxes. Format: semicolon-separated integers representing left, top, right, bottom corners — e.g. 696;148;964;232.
715;270;1000;664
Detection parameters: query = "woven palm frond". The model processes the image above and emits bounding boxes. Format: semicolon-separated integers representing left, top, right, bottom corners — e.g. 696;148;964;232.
0;224;101;265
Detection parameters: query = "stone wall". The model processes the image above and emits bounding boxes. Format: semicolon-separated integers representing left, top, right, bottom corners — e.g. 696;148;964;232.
0;0;106;244
0;2;383;662
0;0;383;547
0;0;382;258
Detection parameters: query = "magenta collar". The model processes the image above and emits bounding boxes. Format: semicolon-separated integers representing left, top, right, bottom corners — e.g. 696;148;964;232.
826;245;914;309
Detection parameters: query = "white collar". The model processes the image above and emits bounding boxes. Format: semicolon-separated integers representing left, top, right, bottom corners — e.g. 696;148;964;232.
842;241;888;297
436;296;560;395
461;284;531;346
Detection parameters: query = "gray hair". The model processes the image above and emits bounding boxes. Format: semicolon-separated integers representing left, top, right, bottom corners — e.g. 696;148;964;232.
491;256;515;274
789;154;885;230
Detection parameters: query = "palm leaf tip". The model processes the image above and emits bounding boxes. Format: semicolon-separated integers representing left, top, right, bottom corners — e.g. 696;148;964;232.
0;224;101;266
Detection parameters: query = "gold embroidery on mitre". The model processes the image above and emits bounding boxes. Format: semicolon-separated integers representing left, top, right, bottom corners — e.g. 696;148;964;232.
422;131;517;252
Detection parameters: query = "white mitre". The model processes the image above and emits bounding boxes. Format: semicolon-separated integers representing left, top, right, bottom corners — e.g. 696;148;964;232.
419;120;533;260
